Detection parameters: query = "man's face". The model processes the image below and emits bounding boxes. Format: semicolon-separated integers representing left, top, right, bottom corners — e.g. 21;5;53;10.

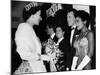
56;27;64;39
67;11;76;27
46;26;54;36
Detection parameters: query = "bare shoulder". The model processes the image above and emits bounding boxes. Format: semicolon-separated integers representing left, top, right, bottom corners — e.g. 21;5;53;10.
87;31;93;37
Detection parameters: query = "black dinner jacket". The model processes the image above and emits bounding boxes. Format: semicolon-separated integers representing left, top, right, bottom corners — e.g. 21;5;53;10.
66;27;80;70
58;38;71;68
68;27;80;53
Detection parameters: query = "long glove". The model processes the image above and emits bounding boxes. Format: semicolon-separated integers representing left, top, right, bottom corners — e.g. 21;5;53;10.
76;55;91;70
71;56;78;70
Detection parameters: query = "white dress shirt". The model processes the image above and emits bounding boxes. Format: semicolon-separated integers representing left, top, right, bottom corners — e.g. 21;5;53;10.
56;37;64;45
50;33;55;39
70;25;76;45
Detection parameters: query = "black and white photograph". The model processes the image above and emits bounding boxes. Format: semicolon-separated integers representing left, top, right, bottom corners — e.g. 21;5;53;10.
11;0;96;75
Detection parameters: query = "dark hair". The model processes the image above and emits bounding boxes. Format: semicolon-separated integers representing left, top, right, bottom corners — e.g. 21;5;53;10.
55;9;67;23
67;8;77;17
76;10;90;28
55;24;65;32
46;16;55;31
55;9;66;18
54;10;67;29
22;6;41;22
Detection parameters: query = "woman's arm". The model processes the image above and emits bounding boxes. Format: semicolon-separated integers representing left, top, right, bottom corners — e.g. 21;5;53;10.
15;38;40;61
87;32;94;58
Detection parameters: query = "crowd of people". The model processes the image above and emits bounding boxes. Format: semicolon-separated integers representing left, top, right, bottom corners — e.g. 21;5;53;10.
13;2;95;74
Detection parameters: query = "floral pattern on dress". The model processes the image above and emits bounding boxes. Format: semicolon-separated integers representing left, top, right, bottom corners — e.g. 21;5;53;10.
14;61;33;75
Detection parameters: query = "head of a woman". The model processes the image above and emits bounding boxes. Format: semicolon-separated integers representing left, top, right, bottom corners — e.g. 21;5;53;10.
56;25;65;39
23;6;42;26
76;10;90;30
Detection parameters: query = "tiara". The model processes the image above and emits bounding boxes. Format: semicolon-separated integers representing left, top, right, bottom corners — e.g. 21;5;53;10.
25;2;42;11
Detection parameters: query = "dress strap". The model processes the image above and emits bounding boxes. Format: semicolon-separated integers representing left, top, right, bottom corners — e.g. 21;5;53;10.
75;30;90;41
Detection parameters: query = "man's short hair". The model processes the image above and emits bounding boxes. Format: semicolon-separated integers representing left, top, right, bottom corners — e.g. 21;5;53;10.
67;8;77;17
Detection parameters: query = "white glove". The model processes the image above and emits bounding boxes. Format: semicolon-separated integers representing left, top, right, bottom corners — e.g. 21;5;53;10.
41;55;50;61
76;55;91;70
71;56;78;70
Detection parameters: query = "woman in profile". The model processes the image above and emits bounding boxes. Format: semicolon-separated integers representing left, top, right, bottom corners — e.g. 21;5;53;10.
14;5;46;74
71;10;94;70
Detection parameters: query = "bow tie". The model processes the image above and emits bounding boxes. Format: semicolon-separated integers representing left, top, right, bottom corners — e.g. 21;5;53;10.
71;28;75;30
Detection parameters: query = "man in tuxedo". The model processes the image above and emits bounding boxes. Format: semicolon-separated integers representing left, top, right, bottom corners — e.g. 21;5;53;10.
66;8;80;70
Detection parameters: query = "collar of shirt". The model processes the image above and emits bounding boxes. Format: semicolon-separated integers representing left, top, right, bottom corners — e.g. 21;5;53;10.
71;24;76;29
56;37;64;45
50;33;55;39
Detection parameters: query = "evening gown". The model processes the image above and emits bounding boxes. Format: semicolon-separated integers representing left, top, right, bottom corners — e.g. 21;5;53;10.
14;23;46;74
74;30;91;70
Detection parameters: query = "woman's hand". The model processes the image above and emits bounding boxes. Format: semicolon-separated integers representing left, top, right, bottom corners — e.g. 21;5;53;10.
41;55;50;61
